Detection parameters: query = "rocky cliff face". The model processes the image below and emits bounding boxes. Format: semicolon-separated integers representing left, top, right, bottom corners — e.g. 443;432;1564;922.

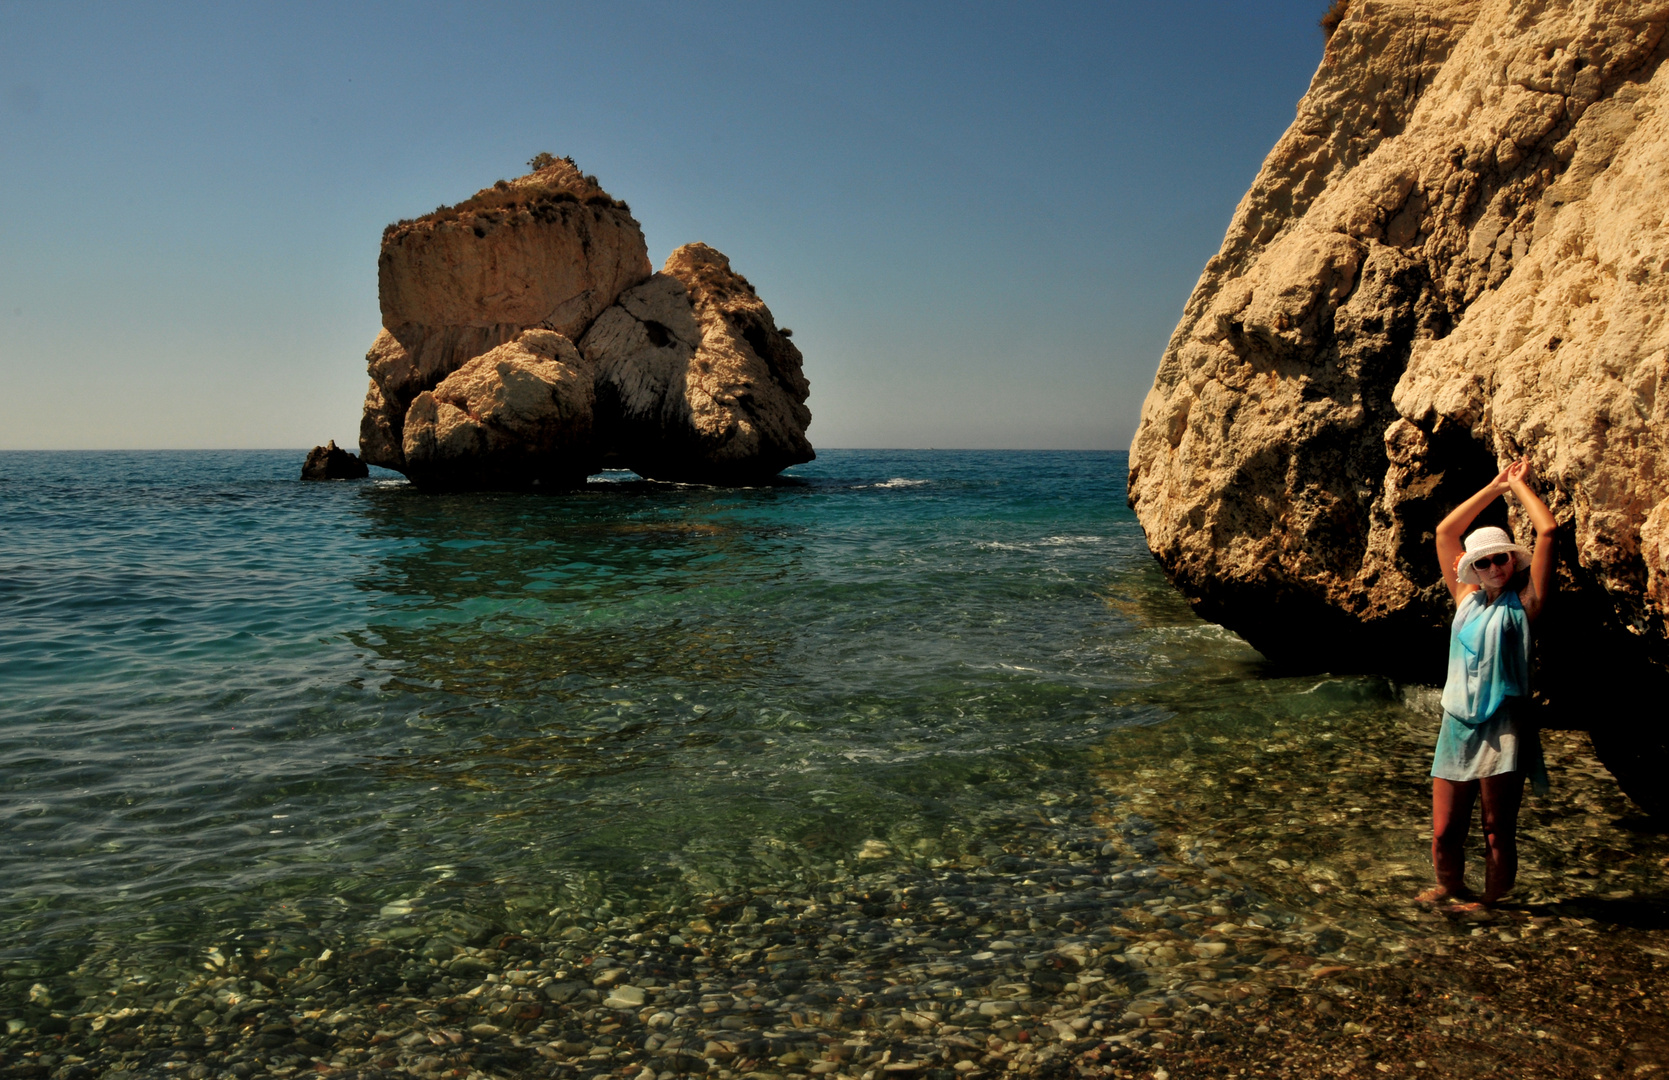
1128;0;1669;795
358;160;811;486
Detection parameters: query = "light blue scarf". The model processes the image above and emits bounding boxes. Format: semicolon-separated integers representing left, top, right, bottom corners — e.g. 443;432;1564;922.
1439;589;1530;726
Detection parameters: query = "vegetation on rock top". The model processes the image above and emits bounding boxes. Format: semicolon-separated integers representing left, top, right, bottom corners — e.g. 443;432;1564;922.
384;154;632;241
1321;0;1349;39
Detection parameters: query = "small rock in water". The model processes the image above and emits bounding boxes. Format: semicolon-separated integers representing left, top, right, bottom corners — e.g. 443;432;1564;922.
301;440;369;481
604;984;646;1008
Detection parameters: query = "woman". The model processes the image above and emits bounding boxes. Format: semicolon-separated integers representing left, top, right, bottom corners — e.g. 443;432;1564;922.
1418;459;1557;908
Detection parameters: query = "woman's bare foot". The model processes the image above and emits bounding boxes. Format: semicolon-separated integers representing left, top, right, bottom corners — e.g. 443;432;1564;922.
1415;885;1474;904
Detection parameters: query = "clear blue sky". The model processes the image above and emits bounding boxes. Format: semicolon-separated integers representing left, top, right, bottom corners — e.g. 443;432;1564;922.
0;1;1326;451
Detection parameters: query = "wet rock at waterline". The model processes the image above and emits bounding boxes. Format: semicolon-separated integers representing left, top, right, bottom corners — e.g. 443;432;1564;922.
300;440;368;481
357;157;812;488
1126;1;1669;807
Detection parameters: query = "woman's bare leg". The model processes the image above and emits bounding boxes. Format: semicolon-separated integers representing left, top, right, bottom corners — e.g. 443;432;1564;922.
1420;777;1478;901
1478;771;1526;903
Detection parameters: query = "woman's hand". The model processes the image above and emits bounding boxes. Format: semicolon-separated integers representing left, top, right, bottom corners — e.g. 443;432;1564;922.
1505;459;1530;486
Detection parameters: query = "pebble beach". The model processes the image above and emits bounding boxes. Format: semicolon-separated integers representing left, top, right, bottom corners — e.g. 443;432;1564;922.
6;689;1666;1080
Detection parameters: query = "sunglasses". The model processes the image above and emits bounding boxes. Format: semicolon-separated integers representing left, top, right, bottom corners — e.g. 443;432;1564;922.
1472;552;1513;571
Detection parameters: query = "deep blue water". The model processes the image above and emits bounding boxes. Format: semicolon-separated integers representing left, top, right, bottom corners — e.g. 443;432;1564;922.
0;449;1280;986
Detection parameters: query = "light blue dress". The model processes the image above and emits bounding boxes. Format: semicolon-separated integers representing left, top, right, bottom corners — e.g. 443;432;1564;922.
1431;589;1549;793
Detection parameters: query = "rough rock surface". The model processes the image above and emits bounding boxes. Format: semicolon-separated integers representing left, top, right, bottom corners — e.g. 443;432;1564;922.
360;159;651;472
400;329;596;489
581;243;814;483
299;440;368;481
1129;0;1669;757
357;161;811;486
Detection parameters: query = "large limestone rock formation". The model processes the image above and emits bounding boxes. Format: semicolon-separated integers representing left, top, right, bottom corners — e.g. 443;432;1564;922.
361;159;650;472
581;243;814;483
357;158;812;486
1127;1;1669;803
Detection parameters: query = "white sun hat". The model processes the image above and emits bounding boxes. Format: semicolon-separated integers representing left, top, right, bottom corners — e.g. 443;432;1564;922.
1457;525;1531;585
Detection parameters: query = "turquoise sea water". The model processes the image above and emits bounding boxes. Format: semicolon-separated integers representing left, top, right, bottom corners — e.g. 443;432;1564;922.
2;449;1307;995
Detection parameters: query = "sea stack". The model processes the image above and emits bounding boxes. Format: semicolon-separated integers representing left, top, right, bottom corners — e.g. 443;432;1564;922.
358;156;812;488
1127;2;1669;805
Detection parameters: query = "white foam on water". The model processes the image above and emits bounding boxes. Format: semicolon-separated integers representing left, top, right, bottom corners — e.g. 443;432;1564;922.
871;477;929;488
976;535;1109;553
1151;623;1247;643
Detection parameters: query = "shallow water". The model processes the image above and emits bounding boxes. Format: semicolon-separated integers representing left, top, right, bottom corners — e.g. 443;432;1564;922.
0;450;1236;986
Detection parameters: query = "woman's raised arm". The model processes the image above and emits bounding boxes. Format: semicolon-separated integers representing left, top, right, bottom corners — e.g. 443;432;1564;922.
1507;460;1558;621
1436;466;1512;604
